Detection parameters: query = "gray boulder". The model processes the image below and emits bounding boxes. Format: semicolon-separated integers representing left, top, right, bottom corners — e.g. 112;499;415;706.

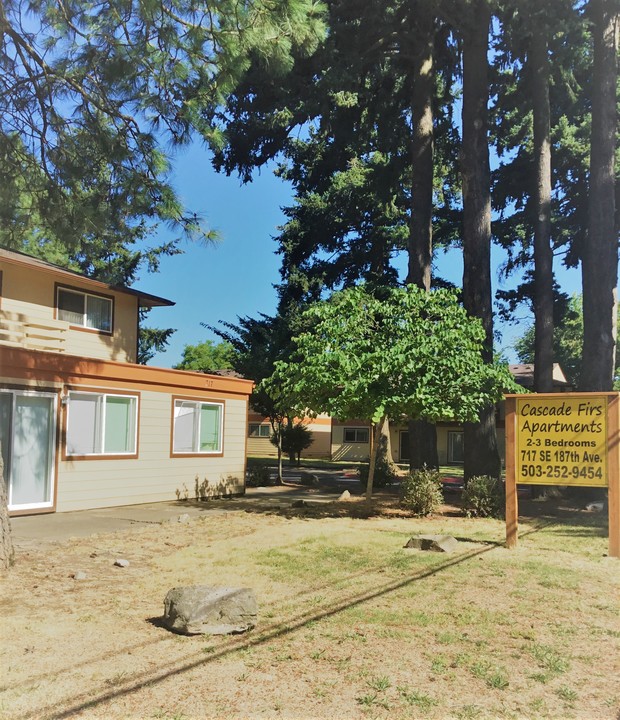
404;534;459;553
163;585;257;635
299;472;320;486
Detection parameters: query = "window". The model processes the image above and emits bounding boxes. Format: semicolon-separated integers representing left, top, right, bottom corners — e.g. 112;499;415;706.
249;423;271;438
343;427;369;443
57;286;113;333
448;431;464;464
66;391;137;456
173;400;223;454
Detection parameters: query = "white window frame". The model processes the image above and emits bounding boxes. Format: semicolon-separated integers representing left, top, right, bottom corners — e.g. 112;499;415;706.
448;431;464;464
1;389;57;511
172;399;224;455
57;286;113;333
66;390;138;457
249;423;271;438
343;427;369;443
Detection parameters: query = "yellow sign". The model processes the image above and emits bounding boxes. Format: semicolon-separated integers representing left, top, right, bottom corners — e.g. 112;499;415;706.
515;395;608;487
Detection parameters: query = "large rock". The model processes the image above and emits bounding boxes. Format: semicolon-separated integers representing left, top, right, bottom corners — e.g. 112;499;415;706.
404;535;459;553
163;585;257;635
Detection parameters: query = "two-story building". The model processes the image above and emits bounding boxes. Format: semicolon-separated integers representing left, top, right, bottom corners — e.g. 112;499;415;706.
0;247;253;516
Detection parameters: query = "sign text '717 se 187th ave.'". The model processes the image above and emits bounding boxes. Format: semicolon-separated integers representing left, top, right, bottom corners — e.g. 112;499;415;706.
515;396;607;487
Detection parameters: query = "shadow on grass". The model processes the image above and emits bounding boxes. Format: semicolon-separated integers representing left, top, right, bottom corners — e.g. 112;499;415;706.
19;520;555;720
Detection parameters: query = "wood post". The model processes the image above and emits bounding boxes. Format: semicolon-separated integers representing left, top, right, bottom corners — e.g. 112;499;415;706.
505;396;518;548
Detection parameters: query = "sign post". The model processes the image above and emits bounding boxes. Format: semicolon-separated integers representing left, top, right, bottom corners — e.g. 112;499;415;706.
504;392;620;558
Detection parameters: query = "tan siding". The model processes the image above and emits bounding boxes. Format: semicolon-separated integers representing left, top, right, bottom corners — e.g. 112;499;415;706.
247;437;278;457
331;424;370;461
246;415;332;459
55;393;247;511
436;426;450;465
0;261;137;362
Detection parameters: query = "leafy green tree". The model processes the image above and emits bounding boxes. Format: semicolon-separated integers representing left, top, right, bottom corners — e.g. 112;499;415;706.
263;285;518;498
174;340;235;373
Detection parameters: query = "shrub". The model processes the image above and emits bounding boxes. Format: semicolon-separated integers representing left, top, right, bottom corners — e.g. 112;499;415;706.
271;422;314;466
246;464;272;487
462;475;505;518
359;454;399;490
399;467;443;515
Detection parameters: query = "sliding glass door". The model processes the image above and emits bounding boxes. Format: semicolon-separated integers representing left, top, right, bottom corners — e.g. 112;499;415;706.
0;391;56;511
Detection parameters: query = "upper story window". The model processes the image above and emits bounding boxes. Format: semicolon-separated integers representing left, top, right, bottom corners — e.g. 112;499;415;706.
57;286;113;333
343;427;369;443
172;399;223;455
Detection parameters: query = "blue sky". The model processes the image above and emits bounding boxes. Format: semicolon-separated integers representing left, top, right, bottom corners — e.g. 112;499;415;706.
136;140;582;368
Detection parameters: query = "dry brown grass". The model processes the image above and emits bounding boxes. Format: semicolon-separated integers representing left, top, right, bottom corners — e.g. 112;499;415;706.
1;495;618;720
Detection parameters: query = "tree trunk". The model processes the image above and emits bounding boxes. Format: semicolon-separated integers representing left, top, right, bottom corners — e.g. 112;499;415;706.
271;418;284;484
408;418;439;470
366;415;387;501
581;0;618;391
408;8;434;293
530;27;555;394
460;1;501;482
0;455;14;572
377;416;398;469
407;7;439;469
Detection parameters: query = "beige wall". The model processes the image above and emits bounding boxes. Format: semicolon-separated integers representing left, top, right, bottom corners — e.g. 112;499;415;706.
247;415;332;459
0;260;139;362
1;347;253;514
56;390;247;512
331;423;370;462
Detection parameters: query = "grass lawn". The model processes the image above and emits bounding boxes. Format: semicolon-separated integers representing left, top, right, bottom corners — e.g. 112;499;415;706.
1;493;617;720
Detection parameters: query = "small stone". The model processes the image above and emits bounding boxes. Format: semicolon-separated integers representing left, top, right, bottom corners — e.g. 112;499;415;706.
404;535;459;553
114;559;130;568
585;501;604;512
72;571;87;580
177;514;191;523
337;490;352;502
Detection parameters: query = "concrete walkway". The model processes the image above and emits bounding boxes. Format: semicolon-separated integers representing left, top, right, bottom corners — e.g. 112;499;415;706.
9;482;352;548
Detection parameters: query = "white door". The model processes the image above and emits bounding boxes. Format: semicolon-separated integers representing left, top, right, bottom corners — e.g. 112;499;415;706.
1;391;56;511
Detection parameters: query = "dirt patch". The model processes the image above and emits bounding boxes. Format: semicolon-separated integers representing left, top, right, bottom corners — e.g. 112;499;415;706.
1;499;617;720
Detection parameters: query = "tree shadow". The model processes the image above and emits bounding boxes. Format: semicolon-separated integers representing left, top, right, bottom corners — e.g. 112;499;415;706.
20;520;556;720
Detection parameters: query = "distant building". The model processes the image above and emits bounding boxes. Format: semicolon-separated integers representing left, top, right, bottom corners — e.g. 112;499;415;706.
247;363;571;465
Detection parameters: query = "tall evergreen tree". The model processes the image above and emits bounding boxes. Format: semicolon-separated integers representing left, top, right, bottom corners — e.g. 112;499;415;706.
581;0;618;391
459;0;502;481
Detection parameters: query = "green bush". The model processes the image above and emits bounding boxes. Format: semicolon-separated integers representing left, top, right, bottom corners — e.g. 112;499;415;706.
359;454;399;490
246;464;272;487
462;475;505;518
399;467;443;515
